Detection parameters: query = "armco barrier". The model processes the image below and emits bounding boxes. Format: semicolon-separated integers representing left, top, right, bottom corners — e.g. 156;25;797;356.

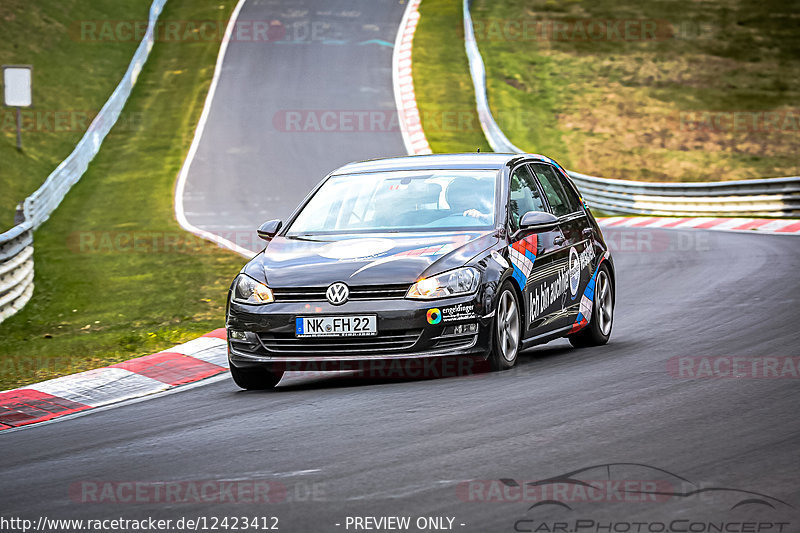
0;0;168;324
461;0;800;218
0;222;34;323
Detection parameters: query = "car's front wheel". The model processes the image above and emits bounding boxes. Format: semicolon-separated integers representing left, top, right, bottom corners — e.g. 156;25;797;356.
489;282;522;371
230;364;284;390
569;263;614;348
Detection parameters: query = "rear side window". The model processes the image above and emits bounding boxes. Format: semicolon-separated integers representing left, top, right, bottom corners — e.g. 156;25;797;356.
530;163;580;217
555;170;583;213
507;165;546;232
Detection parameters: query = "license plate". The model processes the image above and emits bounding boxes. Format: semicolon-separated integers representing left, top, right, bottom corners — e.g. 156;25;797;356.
295;315;377;337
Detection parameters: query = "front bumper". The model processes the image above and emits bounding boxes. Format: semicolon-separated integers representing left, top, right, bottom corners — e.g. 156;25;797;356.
226;293;492;367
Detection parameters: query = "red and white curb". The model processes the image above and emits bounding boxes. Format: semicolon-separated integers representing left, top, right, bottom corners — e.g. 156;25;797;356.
598;216;800;235
393;0;431;156
0;329;228;430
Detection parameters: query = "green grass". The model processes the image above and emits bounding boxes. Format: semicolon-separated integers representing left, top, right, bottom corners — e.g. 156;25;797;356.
412;0;491;153
0;0;153;229
0;0;244;390
414;0;800;182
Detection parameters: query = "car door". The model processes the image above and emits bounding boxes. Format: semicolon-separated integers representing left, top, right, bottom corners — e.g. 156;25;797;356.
504;163;566;338
529;162;592;329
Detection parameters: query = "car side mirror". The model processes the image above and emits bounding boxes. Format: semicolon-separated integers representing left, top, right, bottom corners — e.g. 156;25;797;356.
257;219;283;241
519;210;558;231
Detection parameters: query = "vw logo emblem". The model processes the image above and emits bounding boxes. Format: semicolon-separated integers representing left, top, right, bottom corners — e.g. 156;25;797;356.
326;282;349;305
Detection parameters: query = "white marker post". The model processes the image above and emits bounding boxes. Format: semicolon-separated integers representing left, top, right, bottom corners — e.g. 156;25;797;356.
3;65;33;150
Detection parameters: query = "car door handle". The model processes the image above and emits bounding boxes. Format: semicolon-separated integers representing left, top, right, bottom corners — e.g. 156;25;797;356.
553;236;565;246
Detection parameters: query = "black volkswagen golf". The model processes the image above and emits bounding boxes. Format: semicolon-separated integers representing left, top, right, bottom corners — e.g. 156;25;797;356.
226;153;615;389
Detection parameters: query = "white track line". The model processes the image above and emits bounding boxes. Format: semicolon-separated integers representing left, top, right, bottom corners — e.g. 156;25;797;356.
173;0;252;258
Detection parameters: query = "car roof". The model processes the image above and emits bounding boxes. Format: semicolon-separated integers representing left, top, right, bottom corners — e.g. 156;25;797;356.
330;153;552;175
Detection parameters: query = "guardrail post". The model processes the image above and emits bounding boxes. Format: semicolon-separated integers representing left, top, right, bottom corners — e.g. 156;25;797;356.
14;203;24;226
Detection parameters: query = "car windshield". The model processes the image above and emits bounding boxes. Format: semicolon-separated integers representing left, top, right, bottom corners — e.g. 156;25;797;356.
286;170;498;235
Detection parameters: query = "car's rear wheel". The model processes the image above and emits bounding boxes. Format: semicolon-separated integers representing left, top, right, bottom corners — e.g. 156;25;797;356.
569;264;613;348
489;282;522;371
230;364;284;390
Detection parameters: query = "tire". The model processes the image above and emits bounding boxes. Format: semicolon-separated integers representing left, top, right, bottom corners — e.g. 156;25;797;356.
569;263;614;348
488;282;522;371
230;364;284;390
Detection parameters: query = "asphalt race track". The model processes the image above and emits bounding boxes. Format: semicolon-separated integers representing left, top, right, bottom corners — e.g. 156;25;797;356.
2;227;799;529
180;0;407;251
3;0;799;530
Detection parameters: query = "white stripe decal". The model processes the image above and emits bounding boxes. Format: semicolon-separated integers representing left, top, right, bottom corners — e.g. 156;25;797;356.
168;336;226;356
597;217;625;226
641;217;682;228
713;218;753;230
188;346;229;368
674;217;718;228
759;220;796;232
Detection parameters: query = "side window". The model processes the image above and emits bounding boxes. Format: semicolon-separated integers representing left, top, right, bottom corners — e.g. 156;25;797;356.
530;163;579;217
555;170;583;213
508;165;546;232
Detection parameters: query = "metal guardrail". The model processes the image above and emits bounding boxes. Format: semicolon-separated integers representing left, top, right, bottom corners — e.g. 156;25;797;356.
0;222;34;323
462;0;800;218
0;0;168;325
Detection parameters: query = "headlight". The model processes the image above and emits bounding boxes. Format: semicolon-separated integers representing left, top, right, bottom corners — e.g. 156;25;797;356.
406;267;480;299
231;274;274;305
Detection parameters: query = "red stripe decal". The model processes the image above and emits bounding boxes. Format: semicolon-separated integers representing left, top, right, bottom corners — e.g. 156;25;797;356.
775;221;800;233
0;423;12;430
204;328;227;340
693;218;725;229
658;218;692;228
628;217;657;227
729;219;772;230
112;352;225;386
0;390;91;427
603;218;631;227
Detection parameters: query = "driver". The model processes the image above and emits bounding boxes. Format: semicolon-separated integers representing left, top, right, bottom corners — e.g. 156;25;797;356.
445;177;493;223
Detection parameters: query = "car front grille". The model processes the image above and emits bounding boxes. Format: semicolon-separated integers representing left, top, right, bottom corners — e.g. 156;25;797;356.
271;284;409;302
257;329;423;356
